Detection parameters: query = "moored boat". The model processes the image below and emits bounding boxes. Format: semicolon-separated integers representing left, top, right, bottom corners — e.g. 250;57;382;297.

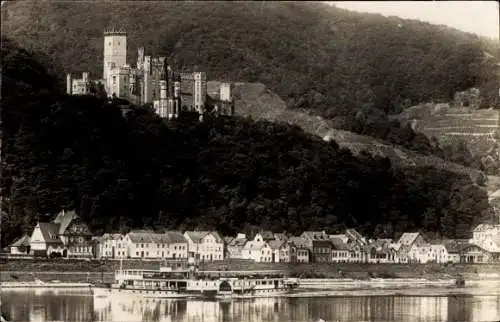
90;260;299;300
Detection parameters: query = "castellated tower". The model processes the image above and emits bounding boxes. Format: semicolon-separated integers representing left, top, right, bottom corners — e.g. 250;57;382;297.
103;28;127;82
193;72;207;114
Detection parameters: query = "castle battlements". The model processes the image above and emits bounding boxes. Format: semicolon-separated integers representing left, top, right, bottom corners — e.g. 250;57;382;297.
65;29;235;120
104;28;127;36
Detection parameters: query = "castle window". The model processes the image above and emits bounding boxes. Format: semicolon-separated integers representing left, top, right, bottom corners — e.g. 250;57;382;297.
118;41;120;46
112;76;116;85
108;42;111;46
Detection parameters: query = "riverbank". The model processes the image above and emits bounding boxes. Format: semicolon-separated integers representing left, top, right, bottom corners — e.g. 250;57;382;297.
1;258;500;282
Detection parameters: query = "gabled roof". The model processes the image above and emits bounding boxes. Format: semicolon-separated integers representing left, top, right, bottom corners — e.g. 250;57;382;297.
36;222;64;245
10;235;31;248
398;232;421;246
127;230;155;243
330;237;351;251
301;231;329;240
268;240;284;250
224;237;234;244
52;210;78;235
185;231;223;243
442;239;470;254
288;237;310;249
274;233;288;241
164;231;187;244
228;238;247;247
473;224;500;232
243;240;269;250
345;229;365;241
260;231;275;240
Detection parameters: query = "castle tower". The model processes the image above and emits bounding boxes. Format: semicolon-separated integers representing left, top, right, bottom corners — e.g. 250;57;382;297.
103;28;127;81
137;47;145;72
66;73;72;95
174;76;181;118
159;80;168;118
193;72;207;115
142;56;153;104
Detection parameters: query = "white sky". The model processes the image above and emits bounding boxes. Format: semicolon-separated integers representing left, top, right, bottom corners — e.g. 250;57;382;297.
331;1;499;40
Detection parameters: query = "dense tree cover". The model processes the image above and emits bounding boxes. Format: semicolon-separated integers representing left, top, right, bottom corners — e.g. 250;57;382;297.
1;41;492;248
1;93;491;247
2;1;496;168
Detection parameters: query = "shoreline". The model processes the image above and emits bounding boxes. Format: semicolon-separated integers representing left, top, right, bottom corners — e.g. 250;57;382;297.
2;276;498;290
2;259;500;282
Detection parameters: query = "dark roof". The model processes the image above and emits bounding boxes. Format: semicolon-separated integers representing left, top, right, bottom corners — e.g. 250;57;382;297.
268;240;284;250
52;210;78;235
228;238;247;247
164;231;187;244
302;231;329;240
185;231;223;243
10;235;31;248
37;223;64;245
260;231;275;240
442;239;470;253
330;237;351;251
289;237;310;249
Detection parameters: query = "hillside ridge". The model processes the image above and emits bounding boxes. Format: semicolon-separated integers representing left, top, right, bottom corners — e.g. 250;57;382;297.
209;80;496;191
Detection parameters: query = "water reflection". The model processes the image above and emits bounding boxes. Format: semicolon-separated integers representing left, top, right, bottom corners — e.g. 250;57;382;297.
1;290;500;322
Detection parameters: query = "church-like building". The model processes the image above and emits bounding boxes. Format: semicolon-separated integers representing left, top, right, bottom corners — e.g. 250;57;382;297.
66;28;234;120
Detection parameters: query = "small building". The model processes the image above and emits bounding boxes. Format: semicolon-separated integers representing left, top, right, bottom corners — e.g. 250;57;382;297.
29;222;65;257
312;239;333;263
224;234;247;259
8;235;31;256
365;239;397;263
98;233;127;259
288;237;310;263
330;237;351;263
268;240;284;263
442;239;468;263
278;241;296;263
184;231;224;262
241;236;273;262
460;244;492;263
53;210;93;258
398;232;427;248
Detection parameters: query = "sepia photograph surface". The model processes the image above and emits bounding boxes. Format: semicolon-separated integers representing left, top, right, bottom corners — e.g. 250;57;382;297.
1;1;499;321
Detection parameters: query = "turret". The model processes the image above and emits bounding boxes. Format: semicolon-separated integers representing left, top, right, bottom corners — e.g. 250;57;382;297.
66;73;72;95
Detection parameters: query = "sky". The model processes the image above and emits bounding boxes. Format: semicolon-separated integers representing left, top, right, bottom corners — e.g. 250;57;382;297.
331;1;499;40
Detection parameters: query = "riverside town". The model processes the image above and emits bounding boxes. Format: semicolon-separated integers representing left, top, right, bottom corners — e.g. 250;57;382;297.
2;1;500;321
4;209;500;264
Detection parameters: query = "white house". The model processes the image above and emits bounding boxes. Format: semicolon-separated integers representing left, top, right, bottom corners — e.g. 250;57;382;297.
8;235;31;256
268;240;283;263
29;222;66;257
124;230;188;259
241;233;273;262
184;231;224;262
408;243;456;264
98;233;127;259
470;224;500;252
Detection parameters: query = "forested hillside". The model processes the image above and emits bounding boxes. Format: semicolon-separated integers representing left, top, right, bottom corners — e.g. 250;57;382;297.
0;39;494;247
2;1;498;169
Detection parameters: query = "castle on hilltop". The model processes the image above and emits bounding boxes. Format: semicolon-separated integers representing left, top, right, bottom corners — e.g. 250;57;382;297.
66;28;235;120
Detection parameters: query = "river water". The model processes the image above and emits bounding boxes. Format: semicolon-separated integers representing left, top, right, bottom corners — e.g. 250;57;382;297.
1;289;500;322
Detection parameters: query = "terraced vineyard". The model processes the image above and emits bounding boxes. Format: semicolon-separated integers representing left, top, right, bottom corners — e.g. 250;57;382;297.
395;104;500;157
208;81;487;186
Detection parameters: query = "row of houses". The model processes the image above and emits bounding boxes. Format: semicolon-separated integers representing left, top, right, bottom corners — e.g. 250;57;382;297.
6;210;500;264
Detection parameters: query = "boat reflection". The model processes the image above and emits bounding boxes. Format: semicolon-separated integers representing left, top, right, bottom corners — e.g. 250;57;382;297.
1;288;499;322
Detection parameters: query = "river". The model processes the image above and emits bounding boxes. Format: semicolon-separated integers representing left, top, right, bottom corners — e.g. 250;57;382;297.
1;289;500;322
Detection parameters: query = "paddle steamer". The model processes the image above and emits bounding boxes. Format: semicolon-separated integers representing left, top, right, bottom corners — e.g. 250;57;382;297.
91;260;298;299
